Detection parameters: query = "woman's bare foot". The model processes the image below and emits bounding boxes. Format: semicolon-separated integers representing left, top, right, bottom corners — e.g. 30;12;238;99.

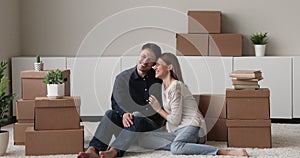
99;148;118;158
77;147;99;158
217;148;249;157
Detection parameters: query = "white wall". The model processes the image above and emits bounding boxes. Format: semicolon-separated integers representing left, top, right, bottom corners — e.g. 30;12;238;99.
19;0;300;57
0;0;20;60
0;0;20;90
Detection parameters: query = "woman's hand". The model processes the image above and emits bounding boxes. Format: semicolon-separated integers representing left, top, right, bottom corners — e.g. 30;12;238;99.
149;95;162;113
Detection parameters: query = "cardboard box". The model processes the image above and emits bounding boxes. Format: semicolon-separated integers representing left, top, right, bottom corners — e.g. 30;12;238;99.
16;99;35;121
34;96;81;130
25;127;84;156
226;88;270;98
227;120;271;148
188;11;221;33
17;119;34;123
209;34;242;56
205;118;227;141
194;94;226;118
176;33;208;56
13;122;34;145
226;88;270;119
21;70;70;100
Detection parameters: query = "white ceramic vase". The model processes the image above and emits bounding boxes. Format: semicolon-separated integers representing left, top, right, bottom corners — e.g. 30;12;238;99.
47;83;65;99
0;131;9;156
254;45;266;57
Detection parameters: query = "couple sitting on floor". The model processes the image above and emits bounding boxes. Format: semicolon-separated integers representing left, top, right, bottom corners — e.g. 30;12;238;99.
77;43;248;158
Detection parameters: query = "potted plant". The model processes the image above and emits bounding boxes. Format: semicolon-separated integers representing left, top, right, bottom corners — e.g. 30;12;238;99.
250;32;268;57
0;60;15;156
44;69;65;99
34;55;44;71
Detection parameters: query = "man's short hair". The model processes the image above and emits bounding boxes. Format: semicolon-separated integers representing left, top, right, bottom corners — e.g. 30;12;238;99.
141;43;162;59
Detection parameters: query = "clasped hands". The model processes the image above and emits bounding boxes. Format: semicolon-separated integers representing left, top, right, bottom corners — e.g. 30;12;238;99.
122;95;162;128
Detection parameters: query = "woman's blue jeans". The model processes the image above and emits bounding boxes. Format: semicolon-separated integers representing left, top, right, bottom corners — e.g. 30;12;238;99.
139;125;218;155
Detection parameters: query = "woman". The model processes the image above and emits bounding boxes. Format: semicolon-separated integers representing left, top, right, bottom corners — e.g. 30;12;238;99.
141;53;248;157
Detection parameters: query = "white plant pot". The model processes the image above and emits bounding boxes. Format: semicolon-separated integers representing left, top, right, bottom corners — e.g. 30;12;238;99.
0;131;9;156
34;62;44;71
47;83;65;99
254;45;266;57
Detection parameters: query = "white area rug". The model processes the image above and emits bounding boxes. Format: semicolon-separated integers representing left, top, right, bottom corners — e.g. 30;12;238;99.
1;122;300;158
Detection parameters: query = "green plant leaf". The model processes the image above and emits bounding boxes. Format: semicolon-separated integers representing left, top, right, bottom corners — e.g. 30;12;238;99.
250;32;268;45
44;69;64;84
36;55;41;63
0;60;15;128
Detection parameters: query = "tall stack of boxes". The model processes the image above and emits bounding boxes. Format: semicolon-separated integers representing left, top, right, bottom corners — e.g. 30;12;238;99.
25;96;83;156
194;94;227;141
176;11;242;56
14;70;70;145
226;88;272;148
13;69;83;156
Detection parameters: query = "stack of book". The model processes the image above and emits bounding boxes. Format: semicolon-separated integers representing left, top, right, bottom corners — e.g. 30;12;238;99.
229;70;263;90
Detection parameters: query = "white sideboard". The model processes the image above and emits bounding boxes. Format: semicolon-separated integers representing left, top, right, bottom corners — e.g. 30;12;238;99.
234;57;292;119
12;56;297;119
66;57;121;116
178;56;232;94
293;56;300;118
11;57;67;115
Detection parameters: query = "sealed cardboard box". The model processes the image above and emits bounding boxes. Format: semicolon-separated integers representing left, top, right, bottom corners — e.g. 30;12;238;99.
17;119;34;123
209;34;242;56
21;70;70;100
205;118;227;141
227;120;271;148
194;94;226;118
16;99;35;122
25;127;84;156
226;88;270;98
176;33;208;56
188;11;221;33
13;122;34;145
34;96;81;130
226;88;270;119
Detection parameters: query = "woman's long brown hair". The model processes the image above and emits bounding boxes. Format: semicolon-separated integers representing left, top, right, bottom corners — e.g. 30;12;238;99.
159;53;184;83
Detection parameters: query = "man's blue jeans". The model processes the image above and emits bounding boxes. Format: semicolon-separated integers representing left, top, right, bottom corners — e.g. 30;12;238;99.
89;110;161;157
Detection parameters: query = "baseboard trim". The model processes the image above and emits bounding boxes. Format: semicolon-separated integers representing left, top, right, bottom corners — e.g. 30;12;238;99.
80;116;103;122
271;118;300;124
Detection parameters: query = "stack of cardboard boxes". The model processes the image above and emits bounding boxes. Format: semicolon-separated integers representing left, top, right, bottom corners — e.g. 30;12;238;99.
226;88;272;148
14;70;70;145
25;96;83;156
176;11;242;56
13;70;84;155
194;94;227;141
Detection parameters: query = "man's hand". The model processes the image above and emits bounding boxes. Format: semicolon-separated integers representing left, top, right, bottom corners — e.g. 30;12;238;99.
122;112;134;128
149;95;162;113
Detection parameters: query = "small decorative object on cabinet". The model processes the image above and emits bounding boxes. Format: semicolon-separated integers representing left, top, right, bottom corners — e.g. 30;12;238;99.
34;55;44;71
44;69;65;99
250;32;268;57
0;61;15;156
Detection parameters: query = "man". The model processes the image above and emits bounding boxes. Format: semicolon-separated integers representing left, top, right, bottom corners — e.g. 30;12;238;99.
78;43;165;158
